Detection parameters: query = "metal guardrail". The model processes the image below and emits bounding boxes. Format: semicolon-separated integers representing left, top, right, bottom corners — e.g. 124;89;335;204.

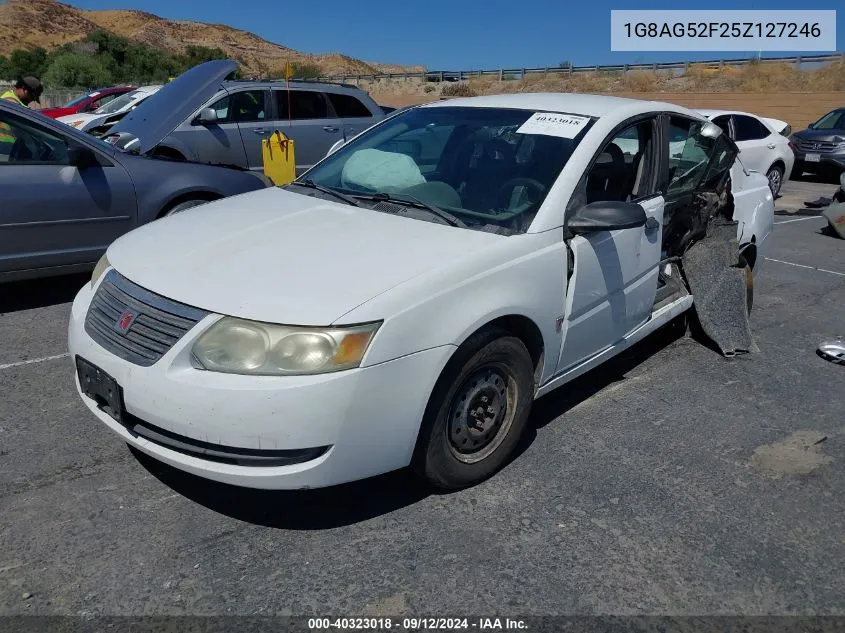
295;53;845;83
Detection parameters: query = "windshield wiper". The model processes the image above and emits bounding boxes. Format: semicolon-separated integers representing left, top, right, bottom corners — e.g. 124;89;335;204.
355;192;467;228
285;179;361;207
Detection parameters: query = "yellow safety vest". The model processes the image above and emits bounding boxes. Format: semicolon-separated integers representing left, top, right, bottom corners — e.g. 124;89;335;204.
0;90;22;144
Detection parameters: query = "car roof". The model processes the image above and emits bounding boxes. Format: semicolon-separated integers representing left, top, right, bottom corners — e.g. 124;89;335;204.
420;92;697;119
697;109;759;118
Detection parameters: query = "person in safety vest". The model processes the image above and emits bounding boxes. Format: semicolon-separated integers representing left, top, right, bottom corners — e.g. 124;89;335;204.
1;75;43;107
1;76;44;148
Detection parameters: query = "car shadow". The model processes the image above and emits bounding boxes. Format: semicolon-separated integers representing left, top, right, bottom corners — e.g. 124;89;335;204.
0;273;89;313
130;446;430;530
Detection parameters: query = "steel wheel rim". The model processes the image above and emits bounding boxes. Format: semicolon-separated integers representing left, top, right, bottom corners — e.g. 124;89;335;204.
446;365;518;464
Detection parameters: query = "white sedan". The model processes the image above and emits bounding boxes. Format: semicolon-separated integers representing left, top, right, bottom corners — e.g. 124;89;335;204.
68;93;774;491
58;85;162;137
697;109;794;196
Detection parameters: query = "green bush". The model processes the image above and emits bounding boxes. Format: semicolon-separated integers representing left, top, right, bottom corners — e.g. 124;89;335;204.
43;53;112;89
4;30;241;88
10;47;49;78
0;55;12;80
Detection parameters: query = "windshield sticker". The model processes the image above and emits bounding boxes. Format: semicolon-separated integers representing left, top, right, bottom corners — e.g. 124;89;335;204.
517;113;590;139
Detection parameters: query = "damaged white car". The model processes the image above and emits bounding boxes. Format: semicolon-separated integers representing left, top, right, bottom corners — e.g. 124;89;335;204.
68;93;774;491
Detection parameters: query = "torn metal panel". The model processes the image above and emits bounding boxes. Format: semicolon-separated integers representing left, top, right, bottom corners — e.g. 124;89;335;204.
681;220;759;357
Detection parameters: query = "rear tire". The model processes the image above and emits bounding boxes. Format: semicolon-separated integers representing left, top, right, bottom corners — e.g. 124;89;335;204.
412;329;534;490
766;164;784;196
744;260;754;314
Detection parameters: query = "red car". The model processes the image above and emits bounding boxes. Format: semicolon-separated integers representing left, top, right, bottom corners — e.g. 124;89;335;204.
40;86;136;119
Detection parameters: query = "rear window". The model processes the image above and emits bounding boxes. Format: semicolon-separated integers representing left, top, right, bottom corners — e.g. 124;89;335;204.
327;93;373;118
733;115;769;142
274;90;328;120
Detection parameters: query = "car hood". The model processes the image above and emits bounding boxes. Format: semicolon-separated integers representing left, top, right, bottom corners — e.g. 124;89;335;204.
58;113;100;127
793;128;845;142
108;60;238;154
107;187;504;325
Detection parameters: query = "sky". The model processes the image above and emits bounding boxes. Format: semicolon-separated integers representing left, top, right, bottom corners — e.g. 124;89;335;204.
68;0;844;70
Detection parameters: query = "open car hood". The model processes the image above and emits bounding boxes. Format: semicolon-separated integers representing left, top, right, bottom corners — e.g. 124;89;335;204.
107;60;237;154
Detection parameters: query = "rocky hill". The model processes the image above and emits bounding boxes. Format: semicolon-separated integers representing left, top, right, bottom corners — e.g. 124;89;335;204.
0;0;423;77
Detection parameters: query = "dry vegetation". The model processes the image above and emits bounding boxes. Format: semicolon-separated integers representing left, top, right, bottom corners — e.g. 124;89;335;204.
366;60;845;106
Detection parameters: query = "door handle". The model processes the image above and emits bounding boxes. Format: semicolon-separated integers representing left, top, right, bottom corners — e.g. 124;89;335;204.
323;126;339;133
644;217;660;232
767;143;776;149
252;128;270;135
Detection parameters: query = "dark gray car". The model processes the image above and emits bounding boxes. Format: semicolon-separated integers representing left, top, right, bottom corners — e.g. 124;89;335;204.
0;100;270;282
790;107;845;178
106;60;385;175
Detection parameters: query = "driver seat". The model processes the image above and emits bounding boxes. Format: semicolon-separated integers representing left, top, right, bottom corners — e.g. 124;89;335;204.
586;142;628;202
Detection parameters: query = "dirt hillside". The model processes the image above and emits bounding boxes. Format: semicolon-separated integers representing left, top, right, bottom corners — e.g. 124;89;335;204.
0;0;423;77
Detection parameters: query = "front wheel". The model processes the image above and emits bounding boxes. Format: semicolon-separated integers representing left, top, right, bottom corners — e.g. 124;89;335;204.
412;330;535;490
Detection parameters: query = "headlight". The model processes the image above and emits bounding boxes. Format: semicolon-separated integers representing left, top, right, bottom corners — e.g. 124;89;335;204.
90;253;110;287
192;317;381;375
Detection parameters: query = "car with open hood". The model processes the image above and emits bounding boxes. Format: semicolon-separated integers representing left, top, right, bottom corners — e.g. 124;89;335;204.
69;93;773;491
0;99;270;282
790;107;845;179
58;85;163;138
104;60;385;174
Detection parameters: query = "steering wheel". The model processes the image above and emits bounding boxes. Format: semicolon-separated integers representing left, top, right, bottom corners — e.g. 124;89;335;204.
495;177;547;214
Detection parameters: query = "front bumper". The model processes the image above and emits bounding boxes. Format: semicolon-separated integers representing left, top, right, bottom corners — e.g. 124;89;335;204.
68;279;455;489
793;150;845;173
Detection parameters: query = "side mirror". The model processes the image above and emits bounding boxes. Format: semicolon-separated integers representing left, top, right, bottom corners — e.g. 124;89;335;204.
67;144;98;169
327;138;345;156
197;108;218;125
701;121;723;139
569;201;647;234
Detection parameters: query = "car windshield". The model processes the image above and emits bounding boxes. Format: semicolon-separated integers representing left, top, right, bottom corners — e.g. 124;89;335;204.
63;92;95;107
302;106;593;234
96;91;141;114
811;110;844;130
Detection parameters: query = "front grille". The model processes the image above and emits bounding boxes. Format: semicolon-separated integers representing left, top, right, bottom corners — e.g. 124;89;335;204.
795;139;838;153
85;270;209;366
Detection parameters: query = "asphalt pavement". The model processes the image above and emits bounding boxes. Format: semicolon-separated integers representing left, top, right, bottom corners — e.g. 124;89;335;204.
1;180;844;617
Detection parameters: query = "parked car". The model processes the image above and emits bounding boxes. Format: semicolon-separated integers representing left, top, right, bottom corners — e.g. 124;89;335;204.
0;100;270;282
69;93;773;491
104;60;385;174
40;86;136;119
697;109;794;196
789;107;845;179
57;85;163;138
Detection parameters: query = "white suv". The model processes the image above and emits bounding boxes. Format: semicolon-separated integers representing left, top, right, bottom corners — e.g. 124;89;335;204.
698;109;794;196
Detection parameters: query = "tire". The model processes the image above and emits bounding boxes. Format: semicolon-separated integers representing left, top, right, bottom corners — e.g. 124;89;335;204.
163;199;208;217
412;329;535;490
744;260;754;314
766;164;784;197
791;160;804;181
